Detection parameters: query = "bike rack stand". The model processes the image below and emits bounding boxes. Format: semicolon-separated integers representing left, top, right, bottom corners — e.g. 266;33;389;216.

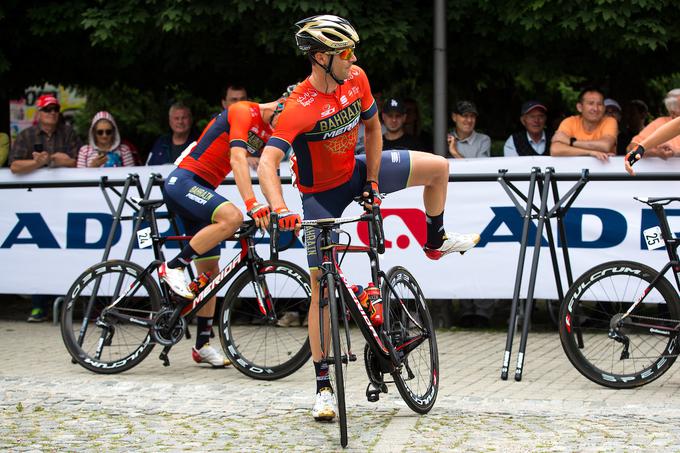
52;173;191;323
498;167;589;381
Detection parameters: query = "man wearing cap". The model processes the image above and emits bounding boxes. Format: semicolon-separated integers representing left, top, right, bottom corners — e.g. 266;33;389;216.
504;101;552;157
9;94;81;174
447;101;491;158
551;87;617;160
381;97;425;151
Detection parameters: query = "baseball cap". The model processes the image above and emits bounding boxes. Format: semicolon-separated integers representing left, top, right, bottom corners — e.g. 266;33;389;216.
453;101;478;115
520;100;547;116
604;98;621;111
382;98;405;114
36;94;60;110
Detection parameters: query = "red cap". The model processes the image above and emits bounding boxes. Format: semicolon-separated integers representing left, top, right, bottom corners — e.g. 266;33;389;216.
36;94;60;110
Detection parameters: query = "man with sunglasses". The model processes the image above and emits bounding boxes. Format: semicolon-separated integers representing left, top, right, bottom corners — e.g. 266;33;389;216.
258;14;480;422
10;94;81;175
159;95;289;367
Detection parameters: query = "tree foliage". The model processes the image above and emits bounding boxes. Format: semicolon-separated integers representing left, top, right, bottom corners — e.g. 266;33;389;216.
2;0;680;142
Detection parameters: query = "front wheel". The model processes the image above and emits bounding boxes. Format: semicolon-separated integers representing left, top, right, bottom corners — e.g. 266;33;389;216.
218;260;311;380
60;260;162;374
559;260;680;389
382;266;439;413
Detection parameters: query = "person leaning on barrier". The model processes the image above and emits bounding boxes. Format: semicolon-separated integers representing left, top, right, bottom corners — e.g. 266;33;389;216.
9;94;81;174
628;88;680;159
447;101;490;159
0;132;8;167
146;102;198;165
625;115;680;176
503;101;552;157
551;86;617;161
77;111;136;168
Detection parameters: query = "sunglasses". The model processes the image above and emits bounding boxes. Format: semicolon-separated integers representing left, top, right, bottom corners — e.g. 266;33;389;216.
96;128;114;136
41;106;60;113
327;47;355;61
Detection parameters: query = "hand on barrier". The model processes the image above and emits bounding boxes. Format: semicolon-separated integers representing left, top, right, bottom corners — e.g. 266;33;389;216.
625;144;645;176
246;198;271;230
274;207;301;232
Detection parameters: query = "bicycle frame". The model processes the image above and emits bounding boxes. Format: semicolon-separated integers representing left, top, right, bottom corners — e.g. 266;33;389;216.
616;198;680;332
313;209;429;374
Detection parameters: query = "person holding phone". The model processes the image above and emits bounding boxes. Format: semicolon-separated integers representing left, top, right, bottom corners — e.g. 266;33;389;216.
9;94;81;174
76;111;135;168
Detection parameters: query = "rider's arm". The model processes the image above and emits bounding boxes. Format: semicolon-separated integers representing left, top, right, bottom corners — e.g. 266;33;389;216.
362;113;382;182
258;145;287;210
230;147;257;203
638;116;680;151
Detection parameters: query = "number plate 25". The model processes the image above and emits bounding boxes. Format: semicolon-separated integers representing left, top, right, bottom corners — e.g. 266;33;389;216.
643;226;665;250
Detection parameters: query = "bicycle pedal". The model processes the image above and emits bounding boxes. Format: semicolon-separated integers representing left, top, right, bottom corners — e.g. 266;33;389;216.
159;352;170;367
349;353;357;362
365;383;382;403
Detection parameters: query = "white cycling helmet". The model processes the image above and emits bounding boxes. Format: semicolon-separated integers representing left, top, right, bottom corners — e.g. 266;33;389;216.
294;15;360;53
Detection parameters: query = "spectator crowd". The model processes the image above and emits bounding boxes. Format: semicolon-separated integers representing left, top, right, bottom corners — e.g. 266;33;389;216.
4;85;680;324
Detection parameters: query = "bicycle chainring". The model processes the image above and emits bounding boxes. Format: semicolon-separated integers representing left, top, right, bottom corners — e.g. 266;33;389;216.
364;343;386;386
152;308;186;346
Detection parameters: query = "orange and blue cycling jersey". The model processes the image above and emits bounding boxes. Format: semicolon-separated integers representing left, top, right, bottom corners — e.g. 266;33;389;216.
267;65;377;193
178;101;272;188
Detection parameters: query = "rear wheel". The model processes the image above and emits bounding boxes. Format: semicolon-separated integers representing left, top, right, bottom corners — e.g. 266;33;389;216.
382;266;439;413
559;260;680;389
60;260;161;374
219;260;311;380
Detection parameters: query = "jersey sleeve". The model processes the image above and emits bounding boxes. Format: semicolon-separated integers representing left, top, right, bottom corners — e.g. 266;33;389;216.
227;103;253;149
267;101;313;153
355;66;377;120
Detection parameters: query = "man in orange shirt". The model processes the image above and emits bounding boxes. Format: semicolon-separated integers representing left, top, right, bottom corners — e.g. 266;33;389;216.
551;87;618;160
629;88;680;158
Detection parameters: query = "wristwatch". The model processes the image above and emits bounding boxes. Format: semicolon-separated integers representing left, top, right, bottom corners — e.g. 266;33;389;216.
569;137;576;147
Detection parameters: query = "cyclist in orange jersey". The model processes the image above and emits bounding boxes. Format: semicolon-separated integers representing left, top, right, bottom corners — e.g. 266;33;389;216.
257;15;480;421
160;97;288;367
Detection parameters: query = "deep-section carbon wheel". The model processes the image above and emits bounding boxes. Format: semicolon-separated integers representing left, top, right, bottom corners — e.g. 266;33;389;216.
382;266;439;413
60;260;161;374
219;260;311;380
559;260;680;389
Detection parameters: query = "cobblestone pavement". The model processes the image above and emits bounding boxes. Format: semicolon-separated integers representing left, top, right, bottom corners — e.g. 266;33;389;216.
2;321;680;452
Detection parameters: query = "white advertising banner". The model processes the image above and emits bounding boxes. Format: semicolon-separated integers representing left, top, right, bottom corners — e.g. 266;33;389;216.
1;156;679;299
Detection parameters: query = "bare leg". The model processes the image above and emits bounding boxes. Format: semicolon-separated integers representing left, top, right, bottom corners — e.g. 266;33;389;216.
406;151;449;215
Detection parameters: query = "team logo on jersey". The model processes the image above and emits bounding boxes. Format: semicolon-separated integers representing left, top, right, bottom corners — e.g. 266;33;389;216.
340;95;348;106
298;90;317;107
316;100;361;139
247;130;266;154
321;104;336;118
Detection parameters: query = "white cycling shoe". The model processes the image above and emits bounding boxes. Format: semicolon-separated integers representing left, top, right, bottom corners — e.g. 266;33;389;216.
192;344;232;368
423;232;480;260
159;262;194;299
312;388;337;422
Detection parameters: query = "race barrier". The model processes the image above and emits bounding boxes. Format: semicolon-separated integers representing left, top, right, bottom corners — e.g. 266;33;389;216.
1;156;679;300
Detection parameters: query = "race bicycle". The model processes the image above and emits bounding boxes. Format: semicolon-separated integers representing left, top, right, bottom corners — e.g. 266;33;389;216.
288;201;438;447
559;196;680;388
60;198;311;379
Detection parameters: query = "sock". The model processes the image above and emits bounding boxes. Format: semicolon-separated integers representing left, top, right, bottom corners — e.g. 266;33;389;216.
168;244;198;269
314;360;331;393
425;211;445;249
195;316;212;350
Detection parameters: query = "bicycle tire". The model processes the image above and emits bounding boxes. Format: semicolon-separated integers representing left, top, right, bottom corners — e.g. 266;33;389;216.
559;260;680;389
218;260;311;380
325;275;348;447
60;260;162;374
382;266;439;413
